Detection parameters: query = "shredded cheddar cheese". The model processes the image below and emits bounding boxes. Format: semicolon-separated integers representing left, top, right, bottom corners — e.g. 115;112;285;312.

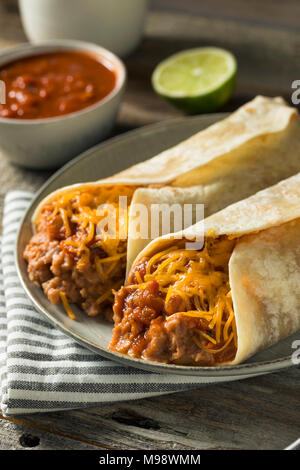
59;292;76;320
133;236;237;356
40;185;138;316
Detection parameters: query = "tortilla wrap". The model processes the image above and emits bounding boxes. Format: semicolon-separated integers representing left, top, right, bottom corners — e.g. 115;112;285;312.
26;96;300;319
124;172;300;365
33;95;300;231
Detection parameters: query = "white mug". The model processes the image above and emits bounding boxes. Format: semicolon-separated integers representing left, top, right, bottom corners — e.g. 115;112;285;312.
19;0;149;57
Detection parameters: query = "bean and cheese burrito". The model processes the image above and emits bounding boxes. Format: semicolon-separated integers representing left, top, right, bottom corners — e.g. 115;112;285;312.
110;173;300;366
24;96;300;320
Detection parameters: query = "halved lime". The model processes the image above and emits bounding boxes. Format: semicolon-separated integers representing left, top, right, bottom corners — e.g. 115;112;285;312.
152;47;237;114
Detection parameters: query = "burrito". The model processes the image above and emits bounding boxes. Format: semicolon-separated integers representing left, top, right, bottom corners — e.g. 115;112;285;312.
110;173;300;366
24;96;300;320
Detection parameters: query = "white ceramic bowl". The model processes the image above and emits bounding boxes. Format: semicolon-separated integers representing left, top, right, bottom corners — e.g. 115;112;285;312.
18;0;149;58
0;40;126;169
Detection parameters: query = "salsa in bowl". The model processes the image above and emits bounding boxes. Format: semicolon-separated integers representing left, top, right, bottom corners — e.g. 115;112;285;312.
0;40;126;168
0;50;117;120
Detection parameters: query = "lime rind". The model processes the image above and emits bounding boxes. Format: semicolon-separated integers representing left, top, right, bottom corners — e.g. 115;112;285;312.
152;47;237;97
152;47;237;114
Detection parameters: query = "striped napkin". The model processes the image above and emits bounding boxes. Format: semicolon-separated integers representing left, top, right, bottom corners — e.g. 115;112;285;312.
0;191;251;416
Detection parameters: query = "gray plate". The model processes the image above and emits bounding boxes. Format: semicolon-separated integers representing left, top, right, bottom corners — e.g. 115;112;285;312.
16;114;298;377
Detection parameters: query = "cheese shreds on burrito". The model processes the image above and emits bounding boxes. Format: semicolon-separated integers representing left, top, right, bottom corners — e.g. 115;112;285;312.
24;96;300;320
24;185;138;318
110;173;300;366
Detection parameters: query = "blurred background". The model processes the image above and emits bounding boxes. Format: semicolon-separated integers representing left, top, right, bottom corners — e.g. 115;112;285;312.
0;0;299;131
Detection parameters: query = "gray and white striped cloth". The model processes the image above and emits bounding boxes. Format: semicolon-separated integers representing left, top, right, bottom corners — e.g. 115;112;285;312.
0;191;248;416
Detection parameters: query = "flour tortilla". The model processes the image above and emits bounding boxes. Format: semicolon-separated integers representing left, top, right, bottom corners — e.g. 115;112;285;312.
128;172;300;365
31;96;300;277
126;185;206;274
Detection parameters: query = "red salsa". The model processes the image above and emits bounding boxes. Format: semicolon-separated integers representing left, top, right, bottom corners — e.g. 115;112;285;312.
0;51;116;119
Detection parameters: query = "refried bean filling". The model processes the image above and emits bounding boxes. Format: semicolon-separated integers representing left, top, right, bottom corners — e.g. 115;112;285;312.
24;185;137;318
109;237;237;365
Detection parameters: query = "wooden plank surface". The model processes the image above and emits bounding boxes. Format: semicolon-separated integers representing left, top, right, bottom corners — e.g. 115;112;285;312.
0;0;299;450
0;418;100;450
152;0;300;30
0;367;299;450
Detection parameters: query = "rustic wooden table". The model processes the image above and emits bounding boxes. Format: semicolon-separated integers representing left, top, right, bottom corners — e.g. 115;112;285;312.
0;0;299;450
